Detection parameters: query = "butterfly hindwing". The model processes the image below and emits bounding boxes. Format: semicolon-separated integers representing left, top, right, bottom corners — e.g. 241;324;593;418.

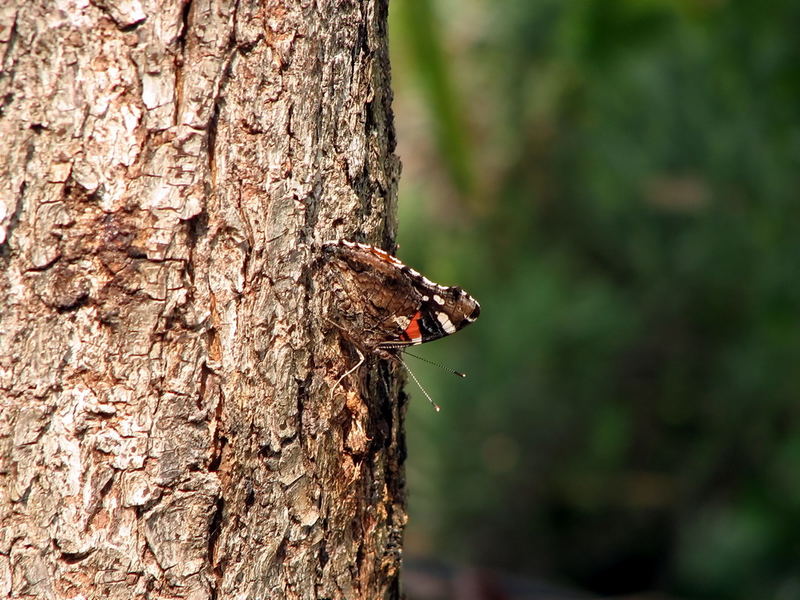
321;240;480;358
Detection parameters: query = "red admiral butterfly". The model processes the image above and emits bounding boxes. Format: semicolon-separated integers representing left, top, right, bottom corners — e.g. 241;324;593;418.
321;240;480;362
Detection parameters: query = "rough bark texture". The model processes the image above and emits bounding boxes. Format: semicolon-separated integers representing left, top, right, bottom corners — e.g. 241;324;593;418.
0;1;404;598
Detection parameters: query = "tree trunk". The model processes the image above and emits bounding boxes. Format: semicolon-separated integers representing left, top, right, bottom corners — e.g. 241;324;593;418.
0;1;404;598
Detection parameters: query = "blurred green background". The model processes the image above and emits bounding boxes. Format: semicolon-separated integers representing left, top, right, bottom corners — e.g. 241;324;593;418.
389;0;800;598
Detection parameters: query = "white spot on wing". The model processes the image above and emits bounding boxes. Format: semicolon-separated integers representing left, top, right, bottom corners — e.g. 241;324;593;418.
437;312;456;334
433;294;444;305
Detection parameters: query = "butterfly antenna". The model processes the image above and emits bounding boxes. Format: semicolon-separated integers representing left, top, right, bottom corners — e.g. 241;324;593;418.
397;355;441;412
402;351;467;378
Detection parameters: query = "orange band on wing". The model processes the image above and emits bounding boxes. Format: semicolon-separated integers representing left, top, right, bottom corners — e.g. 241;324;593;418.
404;311;423;343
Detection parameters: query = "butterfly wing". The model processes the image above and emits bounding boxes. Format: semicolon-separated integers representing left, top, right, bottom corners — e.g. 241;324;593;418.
322;240;480;355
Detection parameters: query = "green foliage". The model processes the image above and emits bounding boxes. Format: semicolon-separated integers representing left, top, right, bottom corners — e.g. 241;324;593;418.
392;0;474;194
391;0;800;597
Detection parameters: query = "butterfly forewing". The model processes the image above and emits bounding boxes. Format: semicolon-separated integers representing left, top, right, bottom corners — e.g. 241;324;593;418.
321;240;480;357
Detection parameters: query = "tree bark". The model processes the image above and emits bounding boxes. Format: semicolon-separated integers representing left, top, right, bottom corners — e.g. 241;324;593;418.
0;1;404;599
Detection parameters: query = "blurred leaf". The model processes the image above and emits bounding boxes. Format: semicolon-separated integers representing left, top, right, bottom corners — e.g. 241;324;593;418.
392;0;474;196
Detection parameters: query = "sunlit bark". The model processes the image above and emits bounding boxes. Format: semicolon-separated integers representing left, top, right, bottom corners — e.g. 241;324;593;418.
0;1;404;598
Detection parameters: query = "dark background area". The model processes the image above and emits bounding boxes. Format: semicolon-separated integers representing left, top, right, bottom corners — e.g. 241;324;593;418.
389;1;800;598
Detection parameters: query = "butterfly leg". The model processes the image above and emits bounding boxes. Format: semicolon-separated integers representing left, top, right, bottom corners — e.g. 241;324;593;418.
329;347;365;401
